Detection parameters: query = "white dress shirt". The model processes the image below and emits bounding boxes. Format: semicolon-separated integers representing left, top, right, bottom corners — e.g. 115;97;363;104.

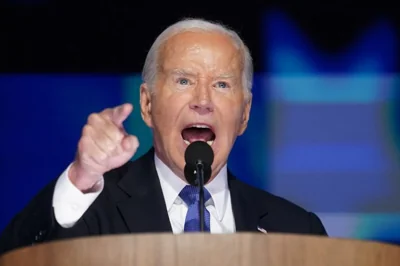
52;154;236;233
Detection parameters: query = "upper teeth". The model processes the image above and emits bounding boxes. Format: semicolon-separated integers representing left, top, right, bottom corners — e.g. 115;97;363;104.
192;124;209;128
183;125;214;146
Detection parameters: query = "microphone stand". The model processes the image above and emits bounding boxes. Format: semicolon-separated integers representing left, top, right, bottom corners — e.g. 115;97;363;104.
195;160;206;232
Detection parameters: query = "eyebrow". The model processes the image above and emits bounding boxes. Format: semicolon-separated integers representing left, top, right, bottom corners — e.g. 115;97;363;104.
169;69;196;76
168;68;236;79
216;73;235;79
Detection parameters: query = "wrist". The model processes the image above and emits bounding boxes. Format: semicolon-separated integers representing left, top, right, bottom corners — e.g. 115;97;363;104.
68;162;103;193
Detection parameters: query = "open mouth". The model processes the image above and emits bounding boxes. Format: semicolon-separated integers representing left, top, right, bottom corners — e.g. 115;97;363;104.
181;124;216;146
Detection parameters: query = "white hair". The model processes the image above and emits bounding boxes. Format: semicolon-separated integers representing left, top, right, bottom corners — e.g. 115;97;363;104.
141;18;253;96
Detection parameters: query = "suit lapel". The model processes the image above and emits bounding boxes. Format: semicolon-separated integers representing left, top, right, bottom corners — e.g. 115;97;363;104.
116;149;172;233
113;150;268;234
228;171;269;233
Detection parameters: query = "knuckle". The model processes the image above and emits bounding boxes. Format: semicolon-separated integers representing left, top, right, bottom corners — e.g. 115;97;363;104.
100;108;113;120
101;108;112;114
82;124;92;136
113;129;125;142
87;113;100;124
96;134;115;152
78;135;91;153
104;124;123;142
100;136;113;150
97;151;108;161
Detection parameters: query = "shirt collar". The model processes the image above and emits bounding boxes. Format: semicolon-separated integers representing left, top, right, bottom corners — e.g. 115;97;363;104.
154;153;229;221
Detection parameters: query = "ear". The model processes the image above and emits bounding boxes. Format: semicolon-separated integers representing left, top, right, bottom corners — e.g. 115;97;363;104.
238;94;252;136
140;83;153;128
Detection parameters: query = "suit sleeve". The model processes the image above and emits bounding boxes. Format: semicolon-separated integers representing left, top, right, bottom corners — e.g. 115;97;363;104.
309;212;328;236
52;164;103;228
0;177;92;256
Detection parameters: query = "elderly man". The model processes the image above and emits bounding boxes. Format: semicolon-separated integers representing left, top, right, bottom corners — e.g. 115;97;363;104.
0;18;327;255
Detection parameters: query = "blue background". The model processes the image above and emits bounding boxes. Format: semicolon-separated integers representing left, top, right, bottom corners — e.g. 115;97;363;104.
1;7;400;245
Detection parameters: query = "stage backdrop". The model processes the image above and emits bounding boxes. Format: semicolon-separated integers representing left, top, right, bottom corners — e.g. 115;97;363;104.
1;9;400;245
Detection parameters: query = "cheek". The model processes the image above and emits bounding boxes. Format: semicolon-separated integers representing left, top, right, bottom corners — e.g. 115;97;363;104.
151;95;186;135
219;104;243;130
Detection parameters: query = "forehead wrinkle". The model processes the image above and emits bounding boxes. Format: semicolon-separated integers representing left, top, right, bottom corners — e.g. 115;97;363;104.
157;31;244;82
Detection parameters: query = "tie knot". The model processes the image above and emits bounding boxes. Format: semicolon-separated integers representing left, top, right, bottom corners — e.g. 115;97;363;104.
179;185;211;206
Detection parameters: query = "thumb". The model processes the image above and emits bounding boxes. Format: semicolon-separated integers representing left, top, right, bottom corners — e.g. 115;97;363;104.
112;103;133;126
121;135;139;153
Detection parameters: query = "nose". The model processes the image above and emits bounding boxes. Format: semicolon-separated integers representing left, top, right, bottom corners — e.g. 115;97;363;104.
189;84;214;115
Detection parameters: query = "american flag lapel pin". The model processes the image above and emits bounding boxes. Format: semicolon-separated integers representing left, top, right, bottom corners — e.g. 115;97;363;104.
257;226;267;234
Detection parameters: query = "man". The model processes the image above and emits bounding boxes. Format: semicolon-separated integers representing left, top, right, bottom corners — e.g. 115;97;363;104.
0;18;327;255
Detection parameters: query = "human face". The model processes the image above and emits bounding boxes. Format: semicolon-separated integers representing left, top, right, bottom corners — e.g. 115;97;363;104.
140;30;251;182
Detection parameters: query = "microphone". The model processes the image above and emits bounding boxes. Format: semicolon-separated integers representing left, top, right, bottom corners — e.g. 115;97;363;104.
184;141;214;232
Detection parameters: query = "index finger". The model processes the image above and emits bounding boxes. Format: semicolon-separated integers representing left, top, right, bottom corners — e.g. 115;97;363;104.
102;103;133;127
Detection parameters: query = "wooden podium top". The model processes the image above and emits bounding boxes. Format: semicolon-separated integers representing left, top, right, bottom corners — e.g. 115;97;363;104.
0;233;399;266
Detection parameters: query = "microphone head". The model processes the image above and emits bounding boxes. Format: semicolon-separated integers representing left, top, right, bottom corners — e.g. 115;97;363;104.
184;141;214;167
184;141;214;185
184;163;212;186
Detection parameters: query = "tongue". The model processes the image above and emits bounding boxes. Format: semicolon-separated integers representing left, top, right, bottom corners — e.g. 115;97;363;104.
182;128;214;142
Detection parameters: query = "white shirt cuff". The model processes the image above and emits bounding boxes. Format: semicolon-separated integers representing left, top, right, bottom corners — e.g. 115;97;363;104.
52;163;104;228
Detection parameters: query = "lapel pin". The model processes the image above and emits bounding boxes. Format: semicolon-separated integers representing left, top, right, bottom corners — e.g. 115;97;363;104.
257;226;267;234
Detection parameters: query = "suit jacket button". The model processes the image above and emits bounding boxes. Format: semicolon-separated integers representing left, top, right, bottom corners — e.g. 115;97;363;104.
34;230;46;242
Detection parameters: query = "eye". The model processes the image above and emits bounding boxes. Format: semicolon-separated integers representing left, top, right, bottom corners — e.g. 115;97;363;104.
215;81;229;89
177;78;190;85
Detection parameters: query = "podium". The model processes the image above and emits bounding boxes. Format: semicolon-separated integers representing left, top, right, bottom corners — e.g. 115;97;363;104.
0;233;399;266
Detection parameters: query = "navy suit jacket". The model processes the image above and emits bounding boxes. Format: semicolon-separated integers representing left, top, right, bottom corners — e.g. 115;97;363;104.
0;148;327;255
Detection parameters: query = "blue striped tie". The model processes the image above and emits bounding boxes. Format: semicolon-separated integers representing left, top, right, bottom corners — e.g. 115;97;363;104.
179;185;212;232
